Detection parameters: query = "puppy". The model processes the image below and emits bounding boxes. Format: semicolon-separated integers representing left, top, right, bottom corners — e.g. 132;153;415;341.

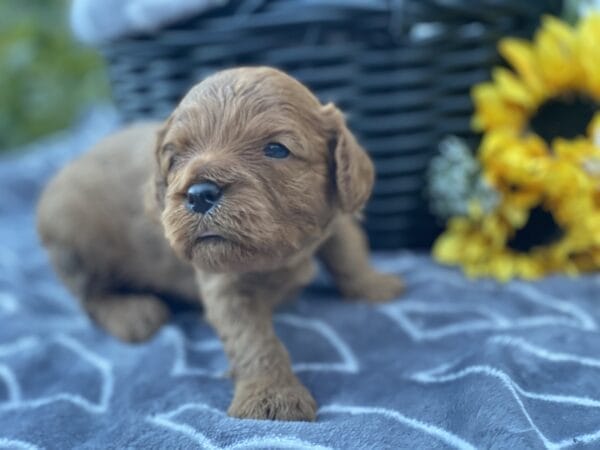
37;67;404;421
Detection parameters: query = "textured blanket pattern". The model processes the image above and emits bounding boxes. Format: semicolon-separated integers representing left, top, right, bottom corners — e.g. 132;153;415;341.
1;109;600;450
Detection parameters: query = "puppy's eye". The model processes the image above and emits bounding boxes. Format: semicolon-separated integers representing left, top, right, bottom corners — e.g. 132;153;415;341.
161;144;178;173
264;142;290;159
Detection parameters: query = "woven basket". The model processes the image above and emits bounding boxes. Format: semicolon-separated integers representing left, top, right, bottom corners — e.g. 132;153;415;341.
102;0;562;249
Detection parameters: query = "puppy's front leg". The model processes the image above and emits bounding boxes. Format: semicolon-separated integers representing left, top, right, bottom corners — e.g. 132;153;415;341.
319;216;404;302
198;273;316;421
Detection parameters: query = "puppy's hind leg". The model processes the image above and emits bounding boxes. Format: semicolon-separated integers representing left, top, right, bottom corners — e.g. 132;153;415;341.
44;244;169;343
318;216;405;303
84;294;170;343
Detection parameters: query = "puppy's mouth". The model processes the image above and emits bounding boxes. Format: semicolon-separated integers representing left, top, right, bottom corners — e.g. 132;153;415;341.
194;232;227;246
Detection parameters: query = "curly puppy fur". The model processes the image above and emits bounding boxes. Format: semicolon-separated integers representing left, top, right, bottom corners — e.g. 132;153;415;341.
37;67;404;421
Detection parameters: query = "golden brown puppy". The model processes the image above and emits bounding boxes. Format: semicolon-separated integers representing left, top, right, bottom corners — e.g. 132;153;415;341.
37;67;404;421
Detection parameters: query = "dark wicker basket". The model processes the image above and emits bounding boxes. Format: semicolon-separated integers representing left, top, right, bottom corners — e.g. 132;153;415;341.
102;0;562;250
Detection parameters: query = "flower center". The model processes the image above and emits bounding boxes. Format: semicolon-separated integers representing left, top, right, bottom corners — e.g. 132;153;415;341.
529;94;597;145
507;206;564;252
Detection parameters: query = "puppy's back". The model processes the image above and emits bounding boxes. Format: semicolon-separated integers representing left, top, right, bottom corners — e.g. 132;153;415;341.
36;122;173;298
38;121;161;243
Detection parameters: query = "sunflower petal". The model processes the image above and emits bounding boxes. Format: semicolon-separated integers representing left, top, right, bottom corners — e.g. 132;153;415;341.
471;83;526;131
535;28;577;90
542;15;576;47
499;38;546;99
492;67;536;109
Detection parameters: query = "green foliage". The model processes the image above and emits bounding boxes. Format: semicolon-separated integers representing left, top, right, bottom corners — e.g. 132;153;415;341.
0;0;108;152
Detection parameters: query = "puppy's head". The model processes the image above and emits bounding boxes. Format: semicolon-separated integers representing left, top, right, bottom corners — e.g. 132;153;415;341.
153;67;374;273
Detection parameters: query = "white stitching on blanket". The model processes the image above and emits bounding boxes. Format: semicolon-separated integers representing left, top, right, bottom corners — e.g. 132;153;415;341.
54;335;113;411
275;314;359;374
489;335;600;368
506;282;596;331
0;438;41;450
319;405;476;450
405;271;596;332
553;429;600;448
146;403;332;450
165;326;224;378
0;335;112;415
412;365;600;449
0;337;39;403
0;337;38;357
397;299;510;325
167;314;360;378
0;365;21;403
378;278;596;341
411;335;600;449
379;305;583;341
414;364;600;408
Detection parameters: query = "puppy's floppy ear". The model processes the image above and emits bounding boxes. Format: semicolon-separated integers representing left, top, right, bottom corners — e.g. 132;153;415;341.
322;103;375;214
147;117;173;214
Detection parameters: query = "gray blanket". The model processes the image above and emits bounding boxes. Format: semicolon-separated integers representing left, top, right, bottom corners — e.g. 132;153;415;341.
1;108;600;449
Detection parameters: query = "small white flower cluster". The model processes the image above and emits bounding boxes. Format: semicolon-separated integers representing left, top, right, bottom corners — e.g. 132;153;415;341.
427;136;499;220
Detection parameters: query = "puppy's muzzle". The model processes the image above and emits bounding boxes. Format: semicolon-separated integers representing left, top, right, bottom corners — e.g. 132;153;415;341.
186;182;223;214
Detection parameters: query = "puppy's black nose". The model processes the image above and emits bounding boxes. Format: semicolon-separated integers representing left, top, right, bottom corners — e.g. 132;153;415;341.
186;182;222;214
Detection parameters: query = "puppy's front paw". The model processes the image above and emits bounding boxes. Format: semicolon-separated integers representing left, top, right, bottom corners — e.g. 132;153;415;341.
341;272;405;303
86;294;170;343
228;377;317;421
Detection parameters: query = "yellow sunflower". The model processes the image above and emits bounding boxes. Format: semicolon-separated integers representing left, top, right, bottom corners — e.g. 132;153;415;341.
475;17;600;216
479;131;600;201
434;142;600;281
433;14;600;280
434;214;567;282
472;14;600;136
472;14;600;198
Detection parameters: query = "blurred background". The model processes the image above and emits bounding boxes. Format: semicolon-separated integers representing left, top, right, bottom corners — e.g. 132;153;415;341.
2;3;599;447
0;0;108;152
1;0;597;264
